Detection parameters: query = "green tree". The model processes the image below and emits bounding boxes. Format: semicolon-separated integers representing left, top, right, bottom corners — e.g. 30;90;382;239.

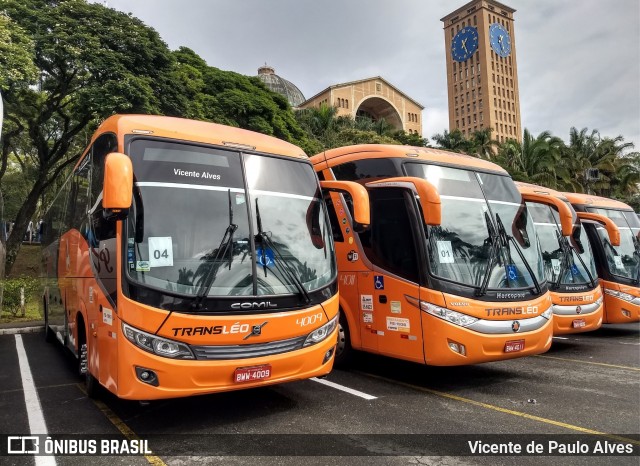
468;127;499;160
561;127;635;196
1;0;176;273
431;128;474;154
493;129;567;188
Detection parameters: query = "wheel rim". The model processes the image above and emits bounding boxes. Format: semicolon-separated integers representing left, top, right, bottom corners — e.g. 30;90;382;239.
336;322;347;357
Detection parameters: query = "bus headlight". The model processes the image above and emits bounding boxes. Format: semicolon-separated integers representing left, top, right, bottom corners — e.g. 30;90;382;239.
604;289;636;303
123;323;195;359
303;315;339;347
422;302;479;327
540;306;553;320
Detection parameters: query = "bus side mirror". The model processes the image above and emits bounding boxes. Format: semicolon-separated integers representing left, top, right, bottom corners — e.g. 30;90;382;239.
366;177;441;226
320;180;370;228
576;212;621;247
519;191;574;236
103;152;133;221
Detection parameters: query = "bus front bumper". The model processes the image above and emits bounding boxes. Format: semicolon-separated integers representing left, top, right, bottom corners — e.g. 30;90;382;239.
115;328;338;400
423;314;553;366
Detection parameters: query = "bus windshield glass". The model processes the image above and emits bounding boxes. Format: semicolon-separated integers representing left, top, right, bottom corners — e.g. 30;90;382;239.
405;163;544;291
125;139;335;298
528;203;596;286
587;207;640;281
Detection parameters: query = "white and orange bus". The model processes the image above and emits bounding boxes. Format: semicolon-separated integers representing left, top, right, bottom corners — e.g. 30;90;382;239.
40;114;368;400
564;192;640;324
516;183;614;334
312;145;554;366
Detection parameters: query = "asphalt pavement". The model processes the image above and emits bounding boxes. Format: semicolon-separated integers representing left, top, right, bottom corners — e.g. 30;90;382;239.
0;323;638;465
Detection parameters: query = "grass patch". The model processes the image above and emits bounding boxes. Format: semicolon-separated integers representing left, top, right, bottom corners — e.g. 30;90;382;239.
2;244;42;323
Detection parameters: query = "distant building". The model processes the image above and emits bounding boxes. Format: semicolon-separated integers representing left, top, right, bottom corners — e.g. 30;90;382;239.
299;76;424;135
256;64;306;108
441;0;522;142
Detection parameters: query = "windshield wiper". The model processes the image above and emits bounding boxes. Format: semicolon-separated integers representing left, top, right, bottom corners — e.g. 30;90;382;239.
563;230;598;289
192;189;237;309
476;211;501;297
495;213;542;295
255;199;311;304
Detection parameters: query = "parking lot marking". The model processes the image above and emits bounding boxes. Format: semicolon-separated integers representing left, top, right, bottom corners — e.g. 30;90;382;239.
76;384;167;466
535;355;640;371
356;371;639;446
15;334;56;466
310;377;377;400
552;336;569;340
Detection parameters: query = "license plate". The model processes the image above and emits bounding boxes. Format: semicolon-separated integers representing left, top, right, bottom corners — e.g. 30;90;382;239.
572;319;586;328
504;339;525;353
234;365;272;383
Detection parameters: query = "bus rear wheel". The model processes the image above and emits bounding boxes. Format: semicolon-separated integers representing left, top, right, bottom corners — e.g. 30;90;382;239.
77;321;99;399
43;301;55;343
334;311;353;367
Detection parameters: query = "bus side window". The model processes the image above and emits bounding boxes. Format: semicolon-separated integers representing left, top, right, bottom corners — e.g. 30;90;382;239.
89;134;119;242
359;188;419;283
88;133;119;303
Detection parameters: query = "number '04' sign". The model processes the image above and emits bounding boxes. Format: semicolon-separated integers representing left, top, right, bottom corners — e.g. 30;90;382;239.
148;237;174;267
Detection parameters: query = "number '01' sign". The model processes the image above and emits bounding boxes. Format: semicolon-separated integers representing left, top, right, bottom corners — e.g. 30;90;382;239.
148;237;174;267
437;241;454;264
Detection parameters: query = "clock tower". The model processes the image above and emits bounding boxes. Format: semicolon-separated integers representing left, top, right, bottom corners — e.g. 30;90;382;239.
441;0;522;143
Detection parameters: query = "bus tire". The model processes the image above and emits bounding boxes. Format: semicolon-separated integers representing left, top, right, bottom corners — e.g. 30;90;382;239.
334;311;353;368
43;301;55;343
78;320;99;399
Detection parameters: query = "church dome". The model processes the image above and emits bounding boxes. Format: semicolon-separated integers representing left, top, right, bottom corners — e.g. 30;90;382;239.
256;65;306;108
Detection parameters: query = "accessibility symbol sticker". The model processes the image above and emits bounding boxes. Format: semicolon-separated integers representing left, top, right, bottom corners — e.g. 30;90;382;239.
374;275;385;290
506;265;517;281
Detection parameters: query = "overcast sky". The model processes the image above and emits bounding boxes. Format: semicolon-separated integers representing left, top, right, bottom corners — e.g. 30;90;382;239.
98;0;639;149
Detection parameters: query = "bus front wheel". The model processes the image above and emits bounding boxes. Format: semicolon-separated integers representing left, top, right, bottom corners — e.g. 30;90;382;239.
334;311;353;367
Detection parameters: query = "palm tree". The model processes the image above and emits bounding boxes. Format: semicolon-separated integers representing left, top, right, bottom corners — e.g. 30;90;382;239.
469;127;499;160
431;129;473;154
561;127;632;195
494;129;567;188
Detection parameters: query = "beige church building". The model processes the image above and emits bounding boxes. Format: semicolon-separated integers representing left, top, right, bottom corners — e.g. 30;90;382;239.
257;66;424;135
299;77;424;135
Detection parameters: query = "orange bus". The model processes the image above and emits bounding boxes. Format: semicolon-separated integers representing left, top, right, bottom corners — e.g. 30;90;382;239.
563;192;640;324
312;145;554;366
515;183;612;334
40;114;368;400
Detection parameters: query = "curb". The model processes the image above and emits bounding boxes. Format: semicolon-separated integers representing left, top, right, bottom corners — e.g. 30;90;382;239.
0;326;43;335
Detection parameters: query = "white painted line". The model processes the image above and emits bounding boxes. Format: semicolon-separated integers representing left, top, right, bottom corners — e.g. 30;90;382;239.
552;336;569;340
310;377;377;400
618;342;640;346
15;334;56;466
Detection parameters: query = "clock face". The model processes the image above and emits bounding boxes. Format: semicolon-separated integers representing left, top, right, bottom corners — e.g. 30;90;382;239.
489;23;511;58
451;26;479;62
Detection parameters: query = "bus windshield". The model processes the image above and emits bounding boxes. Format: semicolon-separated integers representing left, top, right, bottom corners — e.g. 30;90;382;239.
528;203;596;287
125;139;335;298
587;207;640;282
405;163;544;291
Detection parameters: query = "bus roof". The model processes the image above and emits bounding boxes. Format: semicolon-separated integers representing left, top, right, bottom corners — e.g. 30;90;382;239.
515;181;569;201
310;144;508;175
94;114;307;159
562;192;633;211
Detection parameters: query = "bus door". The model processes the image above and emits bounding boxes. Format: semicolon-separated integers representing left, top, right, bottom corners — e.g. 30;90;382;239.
356;188;425;364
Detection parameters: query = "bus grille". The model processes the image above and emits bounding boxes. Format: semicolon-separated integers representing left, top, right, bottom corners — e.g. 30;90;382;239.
191;335;307;360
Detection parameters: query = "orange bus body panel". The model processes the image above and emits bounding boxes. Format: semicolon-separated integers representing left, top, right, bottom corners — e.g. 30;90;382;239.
563;191;640;324
516;182;604;335
44;115;340;400
314;146;554;366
